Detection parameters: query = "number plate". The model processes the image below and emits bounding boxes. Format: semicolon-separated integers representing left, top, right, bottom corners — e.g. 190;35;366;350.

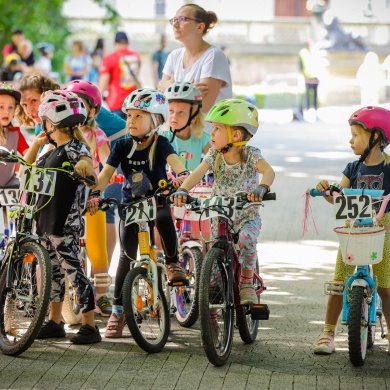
19;167;57;196
0;188;20;206
125;197;157;226
333;194;373;220
200;196;237;220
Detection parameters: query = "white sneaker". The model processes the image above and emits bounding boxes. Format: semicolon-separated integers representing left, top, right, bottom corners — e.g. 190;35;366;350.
313;333;335;354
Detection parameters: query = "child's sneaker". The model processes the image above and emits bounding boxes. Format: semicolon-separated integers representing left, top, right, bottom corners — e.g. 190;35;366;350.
95;295;112;317
104;313;125;338
70;324;102;344
313;332;335;354
238;283;256;305
166;263;186;283
36;320;66;339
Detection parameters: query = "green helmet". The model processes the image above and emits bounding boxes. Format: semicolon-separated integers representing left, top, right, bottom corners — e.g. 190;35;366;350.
205;99;259;136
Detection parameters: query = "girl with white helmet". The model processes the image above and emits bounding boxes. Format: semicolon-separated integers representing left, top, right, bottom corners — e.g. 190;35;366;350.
22;90;101;344
171;98;275;305
314;106;390;356
87;88;189;338
162;81;210;172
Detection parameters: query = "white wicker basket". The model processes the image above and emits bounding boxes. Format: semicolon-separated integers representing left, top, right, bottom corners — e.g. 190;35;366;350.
334;225;386;265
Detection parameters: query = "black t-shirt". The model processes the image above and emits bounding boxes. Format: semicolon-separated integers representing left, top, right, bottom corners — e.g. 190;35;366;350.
343;160;390;212
35;140;90;236
107;136;176;202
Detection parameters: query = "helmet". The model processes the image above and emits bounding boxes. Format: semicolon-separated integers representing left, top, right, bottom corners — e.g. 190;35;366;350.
0;82;21;103
164;81;202;105
349;106;390;144
36;42;54;55
122;88;168;122
205;99;259;136
63;80;102;114
38;90;87;128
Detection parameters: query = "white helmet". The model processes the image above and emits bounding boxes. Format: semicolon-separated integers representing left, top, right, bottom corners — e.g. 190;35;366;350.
122;88;168;122
38;90;87;128
164;81;202;105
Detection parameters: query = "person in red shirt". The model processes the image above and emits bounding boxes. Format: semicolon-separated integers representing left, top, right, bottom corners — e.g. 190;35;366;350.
98;31;142;120
0;83;29;186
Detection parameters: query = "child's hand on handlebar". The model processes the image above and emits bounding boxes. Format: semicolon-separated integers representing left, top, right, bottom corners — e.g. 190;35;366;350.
170;188;189;207
74;160;89;177
248;184;269;202
86;191;102;215
316;180;330;192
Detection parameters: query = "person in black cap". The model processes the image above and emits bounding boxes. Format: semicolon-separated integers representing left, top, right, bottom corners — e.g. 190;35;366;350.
98;31;142;119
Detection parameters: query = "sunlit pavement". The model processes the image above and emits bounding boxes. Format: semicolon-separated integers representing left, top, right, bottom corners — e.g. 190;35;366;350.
2;106;390;389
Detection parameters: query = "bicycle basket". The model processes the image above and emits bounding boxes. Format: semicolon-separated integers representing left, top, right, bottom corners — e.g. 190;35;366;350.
334;225;386;265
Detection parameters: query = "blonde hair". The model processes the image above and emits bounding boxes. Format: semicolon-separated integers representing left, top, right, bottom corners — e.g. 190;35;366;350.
0;128;7;145
233;126;252;164
190;105;205;138
148;114;165;170
53;124;90;152
15;73;60;127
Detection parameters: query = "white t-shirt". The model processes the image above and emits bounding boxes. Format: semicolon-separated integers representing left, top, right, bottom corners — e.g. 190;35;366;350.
163;46;232;104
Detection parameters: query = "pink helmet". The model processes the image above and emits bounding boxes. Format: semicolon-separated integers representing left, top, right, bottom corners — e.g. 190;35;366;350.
63;80;102;114
38;90;87;128
349;106;390;144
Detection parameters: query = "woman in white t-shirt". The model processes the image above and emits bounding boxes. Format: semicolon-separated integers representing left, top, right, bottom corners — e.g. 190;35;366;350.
158;4;232;119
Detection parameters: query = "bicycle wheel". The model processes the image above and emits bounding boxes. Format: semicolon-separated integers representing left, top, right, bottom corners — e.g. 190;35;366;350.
0;241;51;356
199;247;234;367
123;266;170;353
236;263;260;343
348;285;369;366
174;246;202;328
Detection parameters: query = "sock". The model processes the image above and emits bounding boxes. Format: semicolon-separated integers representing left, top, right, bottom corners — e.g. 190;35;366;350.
323;324;336;335
240;273;253;284
112;305;124;316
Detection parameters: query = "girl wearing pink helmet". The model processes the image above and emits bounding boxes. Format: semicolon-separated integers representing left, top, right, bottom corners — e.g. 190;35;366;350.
63;80;113;317
314;106;390;355
23;90;101;345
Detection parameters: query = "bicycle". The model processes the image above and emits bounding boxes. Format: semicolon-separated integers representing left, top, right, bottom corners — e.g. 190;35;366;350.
309;186;390;366
178;191;275;366
0;146;95;356
170;181;212;328
98;181;187;353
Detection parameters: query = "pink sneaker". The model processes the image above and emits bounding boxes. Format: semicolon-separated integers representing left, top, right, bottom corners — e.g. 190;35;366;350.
104;313;125;338
313;332;335;354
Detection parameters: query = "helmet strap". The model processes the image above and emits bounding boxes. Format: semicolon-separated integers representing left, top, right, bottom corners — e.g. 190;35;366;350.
169;104;200;143
127;128;158;158
219;126;248;153
359;131;380;163
42;120;57;147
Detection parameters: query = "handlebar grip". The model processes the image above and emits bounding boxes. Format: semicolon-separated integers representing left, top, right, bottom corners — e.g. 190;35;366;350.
84;175;96;186
309;189;326;197
263;192;276;201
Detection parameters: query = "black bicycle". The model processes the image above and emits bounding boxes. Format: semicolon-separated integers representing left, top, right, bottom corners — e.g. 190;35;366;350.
0;146;94;355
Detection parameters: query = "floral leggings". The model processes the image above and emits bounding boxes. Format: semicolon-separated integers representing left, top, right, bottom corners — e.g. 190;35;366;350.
42;234;95;313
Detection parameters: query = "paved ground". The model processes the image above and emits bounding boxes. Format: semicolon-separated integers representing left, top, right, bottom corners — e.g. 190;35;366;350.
2;106;390;389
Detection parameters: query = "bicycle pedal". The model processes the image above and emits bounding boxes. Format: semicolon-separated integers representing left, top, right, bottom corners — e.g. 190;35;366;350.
168;279;189;287
250;303;270;320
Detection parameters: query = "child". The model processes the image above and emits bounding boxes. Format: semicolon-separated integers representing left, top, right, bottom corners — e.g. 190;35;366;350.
0;83;29;186
162;81;210;171
87;88;189;338
63;79;113;317
23;90;101;344
314;106;390;355
171;98;275;304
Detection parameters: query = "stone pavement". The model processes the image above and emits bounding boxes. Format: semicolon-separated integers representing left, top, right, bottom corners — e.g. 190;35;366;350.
2;106;390;389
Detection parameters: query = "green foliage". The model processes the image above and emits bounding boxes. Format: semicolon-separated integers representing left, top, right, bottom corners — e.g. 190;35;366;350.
0;0;120;81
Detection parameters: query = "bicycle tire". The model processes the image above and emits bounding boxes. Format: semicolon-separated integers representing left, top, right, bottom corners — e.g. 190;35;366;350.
123;266;170;353
61;246;88;325
0;241;51;356
175;246;202;328
199;247;234;367
348;285;369;366
236;263;260;343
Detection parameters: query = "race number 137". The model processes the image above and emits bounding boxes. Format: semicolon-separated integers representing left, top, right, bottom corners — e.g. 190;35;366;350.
333;195;372;220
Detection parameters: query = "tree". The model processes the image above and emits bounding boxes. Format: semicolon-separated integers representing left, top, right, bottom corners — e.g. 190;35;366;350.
0;0;120;80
